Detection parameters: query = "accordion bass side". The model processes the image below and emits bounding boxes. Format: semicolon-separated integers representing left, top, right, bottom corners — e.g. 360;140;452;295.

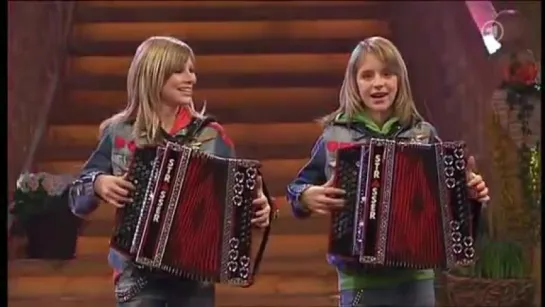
330;139;478;269
110;142;274;286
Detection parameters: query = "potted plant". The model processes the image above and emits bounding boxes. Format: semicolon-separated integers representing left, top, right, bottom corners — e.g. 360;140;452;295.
444;221;535;306
442;49;540;306
10;172;81;260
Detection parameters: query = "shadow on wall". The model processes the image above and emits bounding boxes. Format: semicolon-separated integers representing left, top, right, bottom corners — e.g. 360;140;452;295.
390;1;500;174
7;1;73;198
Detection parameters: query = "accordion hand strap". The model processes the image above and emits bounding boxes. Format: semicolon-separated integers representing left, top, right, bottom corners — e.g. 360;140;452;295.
246;172;275;286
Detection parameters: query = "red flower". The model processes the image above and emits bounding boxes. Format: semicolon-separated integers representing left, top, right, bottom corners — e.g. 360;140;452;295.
505;62;538;85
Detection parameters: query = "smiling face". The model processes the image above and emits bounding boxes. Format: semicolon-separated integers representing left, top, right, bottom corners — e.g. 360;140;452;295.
161;58;197;107
356;52;398;116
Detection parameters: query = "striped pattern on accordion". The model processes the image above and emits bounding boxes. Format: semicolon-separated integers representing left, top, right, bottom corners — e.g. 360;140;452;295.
329;139;478;269
110;142;272;287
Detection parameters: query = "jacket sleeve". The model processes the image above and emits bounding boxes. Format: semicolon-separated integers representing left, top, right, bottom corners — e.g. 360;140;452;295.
286;136;328;219
68;126;114;218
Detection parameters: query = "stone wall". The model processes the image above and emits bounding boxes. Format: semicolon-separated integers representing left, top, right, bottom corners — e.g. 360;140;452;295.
7;1;74;198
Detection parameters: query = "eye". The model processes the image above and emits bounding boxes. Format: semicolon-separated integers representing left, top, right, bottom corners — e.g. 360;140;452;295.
382;70;394;77
360;71;374;80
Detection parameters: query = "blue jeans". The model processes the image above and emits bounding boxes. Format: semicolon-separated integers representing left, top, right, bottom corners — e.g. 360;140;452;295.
114;264;215;307
339;279;436;307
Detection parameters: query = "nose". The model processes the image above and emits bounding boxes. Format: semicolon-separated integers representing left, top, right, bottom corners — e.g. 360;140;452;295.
184;71;197;85
372;75;386;88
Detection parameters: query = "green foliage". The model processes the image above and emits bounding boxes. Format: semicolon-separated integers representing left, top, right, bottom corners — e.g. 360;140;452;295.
454;234;526;280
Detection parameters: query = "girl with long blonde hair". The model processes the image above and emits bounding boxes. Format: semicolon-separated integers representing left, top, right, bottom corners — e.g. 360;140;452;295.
69;36;272;307
286;37;490;306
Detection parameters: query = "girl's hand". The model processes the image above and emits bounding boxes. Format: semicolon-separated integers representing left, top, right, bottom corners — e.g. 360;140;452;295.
466;156;490;204
300;175;346;215
251;176;271;228
94;174;135;208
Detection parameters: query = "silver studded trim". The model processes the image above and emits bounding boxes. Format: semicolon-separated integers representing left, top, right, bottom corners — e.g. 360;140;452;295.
376;139;395;265
219;159;237;283
153;144;191;267
353;146;369;256
131;146;168;254
436;143;455;269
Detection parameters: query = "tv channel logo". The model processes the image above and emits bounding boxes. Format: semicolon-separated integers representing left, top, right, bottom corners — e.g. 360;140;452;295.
481;20;504;42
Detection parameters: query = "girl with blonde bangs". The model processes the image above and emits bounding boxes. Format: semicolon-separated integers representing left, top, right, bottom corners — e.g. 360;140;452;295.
99;36;204;144
322;38;422;127
69;36;272;307
287;36;490;306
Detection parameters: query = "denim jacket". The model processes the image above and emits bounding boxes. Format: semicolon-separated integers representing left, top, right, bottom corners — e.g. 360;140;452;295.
286;116;482;277
68;113;235;272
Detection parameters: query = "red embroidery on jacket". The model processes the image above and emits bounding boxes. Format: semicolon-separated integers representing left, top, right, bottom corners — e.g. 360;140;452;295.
114;136;136;152
326;141;355;152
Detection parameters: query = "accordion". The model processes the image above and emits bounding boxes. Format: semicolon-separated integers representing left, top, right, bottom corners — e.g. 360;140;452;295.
110;141;274;286
330;139;479;269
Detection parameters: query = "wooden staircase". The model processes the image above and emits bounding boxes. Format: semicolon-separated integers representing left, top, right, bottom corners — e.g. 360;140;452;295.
9;1;392;306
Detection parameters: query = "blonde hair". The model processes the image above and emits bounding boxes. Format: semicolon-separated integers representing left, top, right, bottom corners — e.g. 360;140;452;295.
322;36;423;126
99;36;204;144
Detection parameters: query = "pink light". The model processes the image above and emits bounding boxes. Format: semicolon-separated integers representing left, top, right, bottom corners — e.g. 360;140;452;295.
465;1;498;30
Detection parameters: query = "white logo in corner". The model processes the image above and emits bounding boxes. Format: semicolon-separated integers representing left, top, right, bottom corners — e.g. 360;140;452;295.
481;20;504;42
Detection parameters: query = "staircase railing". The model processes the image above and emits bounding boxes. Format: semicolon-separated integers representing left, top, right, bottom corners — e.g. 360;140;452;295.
8;1;77;237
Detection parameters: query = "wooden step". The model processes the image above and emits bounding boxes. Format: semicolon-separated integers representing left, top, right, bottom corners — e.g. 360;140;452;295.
50;88;338;125
41;122;321;161
75;2;385;22
72;20;390;42
46;122;320;149
67;53;348;76
9;233;332;263
37;158;309;196
9;294;339;307
40;142;313;162
80;197;329;236
9;272;336;298
81;1;375;8
70;72;344;90
9;251;332;278
67;235;329;259
69;38;374;56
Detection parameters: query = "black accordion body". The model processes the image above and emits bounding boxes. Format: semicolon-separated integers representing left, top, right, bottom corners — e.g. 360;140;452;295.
110;141;273;286
330;139;479;269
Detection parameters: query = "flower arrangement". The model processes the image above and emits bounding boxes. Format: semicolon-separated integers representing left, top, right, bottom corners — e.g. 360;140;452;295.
443;50;540;307
501;51;540;134
10;172;76;224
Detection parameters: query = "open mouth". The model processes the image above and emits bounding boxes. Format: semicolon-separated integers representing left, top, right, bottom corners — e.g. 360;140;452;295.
178;88;192;95
370;92;388;98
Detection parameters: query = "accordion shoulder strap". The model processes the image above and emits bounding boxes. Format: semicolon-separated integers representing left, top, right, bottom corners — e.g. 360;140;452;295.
186;116;218;140
245;172;276;286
